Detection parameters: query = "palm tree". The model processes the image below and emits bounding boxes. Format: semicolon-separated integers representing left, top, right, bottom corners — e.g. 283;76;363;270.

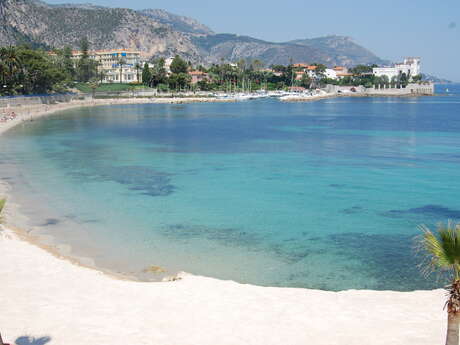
134;62;141;83
419;221;460;345
89;80;98;98
118;58;126;84
0;46;21;93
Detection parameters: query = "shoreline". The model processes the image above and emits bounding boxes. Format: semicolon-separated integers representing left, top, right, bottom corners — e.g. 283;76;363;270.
0;96;236;135
280;91;434;102
0;96;447;344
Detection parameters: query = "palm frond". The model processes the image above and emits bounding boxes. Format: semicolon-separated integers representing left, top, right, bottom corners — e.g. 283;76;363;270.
0;198;5;224
418;221;460;280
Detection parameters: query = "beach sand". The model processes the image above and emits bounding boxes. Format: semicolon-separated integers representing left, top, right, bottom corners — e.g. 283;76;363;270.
0;97;447;345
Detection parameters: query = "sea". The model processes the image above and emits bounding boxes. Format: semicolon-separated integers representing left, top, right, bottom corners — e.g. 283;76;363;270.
1;84;459;291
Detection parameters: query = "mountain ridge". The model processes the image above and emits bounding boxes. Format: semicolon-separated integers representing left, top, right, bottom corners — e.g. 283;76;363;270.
0;0;387;67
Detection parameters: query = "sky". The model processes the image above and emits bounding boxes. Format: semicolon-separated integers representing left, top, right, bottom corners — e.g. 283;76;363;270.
44;0;460;81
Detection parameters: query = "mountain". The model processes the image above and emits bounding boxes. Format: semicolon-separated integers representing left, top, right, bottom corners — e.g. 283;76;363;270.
193;34;387;66
140;9;214;36
0;0;387;67
290;36;390;66
0;0;202;60
421;73;452;84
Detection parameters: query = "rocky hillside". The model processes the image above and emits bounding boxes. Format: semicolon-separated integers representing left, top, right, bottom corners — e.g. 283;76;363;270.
290;36;390;66
193;34;387;66
0;0;387;67
140;9;214;36
0;0;202;60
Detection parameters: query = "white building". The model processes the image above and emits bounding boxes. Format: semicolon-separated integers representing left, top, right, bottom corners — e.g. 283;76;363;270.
373;57;421;81
71;49;143;83
164;57;175;74
324;69;337;79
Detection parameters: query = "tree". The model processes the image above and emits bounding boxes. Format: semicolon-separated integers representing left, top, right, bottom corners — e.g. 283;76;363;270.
412;74;422;83
170;55;188;74
134;62;141;83
271;64;286;73
141;62;151;86
412;74;422;82
150;58;167;87
62;46;75;80
300;73;312;88
89;79;98;98
312;63;326;80
76;37;95;82
349;65;373;75
251;59;263;71
168;72;190;91
0;46;68;95
98;63;106;83
197;79;213;91
16;46;67;94
118;58;126;84
80;37;89;58
418;221;460;345
0;46;22;94
400;72;408;86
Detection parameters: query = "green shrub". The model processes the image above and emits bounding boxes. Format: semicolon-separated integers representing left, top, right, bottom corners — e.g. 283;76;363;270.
75;83;152;93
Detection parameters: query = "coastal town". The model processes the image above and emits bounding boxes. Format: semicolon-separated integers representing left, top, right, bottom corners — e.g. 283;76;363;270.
66;47;433;97
0;43;434;117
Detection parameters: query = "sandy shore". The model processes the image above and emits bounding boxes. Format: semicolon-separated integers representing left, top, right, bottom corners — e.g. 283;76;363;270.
0;97;447;345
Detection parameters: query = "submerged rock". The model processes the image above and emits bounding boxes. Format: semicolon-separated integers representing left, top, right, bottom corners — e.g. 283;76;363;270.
143;265;166;274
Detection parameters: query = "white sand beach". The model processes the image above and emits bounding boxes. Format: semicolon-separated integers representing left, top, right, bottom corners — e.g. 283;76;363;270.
0;227;446;345
0;98;447;345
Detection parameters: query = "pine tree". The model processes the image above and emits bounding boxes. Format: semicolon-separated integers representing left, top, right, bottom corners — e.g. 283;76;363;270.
142;62;151;86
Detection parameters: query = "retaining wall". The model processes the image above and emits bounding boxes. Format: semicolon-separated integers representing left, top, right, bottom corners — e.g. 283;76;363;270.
0;93;86;108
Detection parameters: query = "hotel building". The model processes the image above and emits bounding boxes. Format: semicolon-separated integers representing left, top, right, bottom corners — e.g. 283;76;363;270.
71;49;143;83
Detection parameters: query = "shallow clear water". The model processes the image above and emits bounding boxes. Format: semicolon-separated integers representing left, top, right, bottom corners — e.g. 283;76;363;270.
1;85;460;290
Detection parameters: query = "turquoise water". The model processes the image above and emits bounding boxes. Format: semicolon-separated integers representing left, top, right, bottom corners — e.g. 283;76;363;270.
1;85;460;290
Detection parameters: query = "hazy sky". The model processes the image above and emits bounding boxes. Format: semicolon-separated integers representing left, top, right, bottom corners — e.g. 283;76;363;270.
44;0;460;81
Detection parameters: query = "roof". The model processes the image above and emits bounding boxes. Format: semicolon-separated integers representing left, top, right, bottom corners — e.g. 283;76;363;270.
307;65;317;70
71;49;141;56
337;72;354;77
189;71;207;76
293;63;309;68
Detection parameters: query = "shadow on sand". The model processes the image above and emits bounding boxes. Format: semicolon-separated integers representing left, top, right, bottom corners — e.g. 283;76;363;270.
15;336;51;345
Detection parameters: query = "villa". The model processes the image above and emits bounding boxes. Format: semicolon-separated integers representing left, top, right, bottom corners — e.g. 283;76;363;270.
189;70;210;84
71;49;144;83
373;57;421;81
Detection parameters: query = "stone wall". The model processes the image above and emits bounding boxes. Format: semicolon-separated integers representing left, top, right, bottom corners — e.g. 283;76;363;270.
0;93;85;108
365;82;434;95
